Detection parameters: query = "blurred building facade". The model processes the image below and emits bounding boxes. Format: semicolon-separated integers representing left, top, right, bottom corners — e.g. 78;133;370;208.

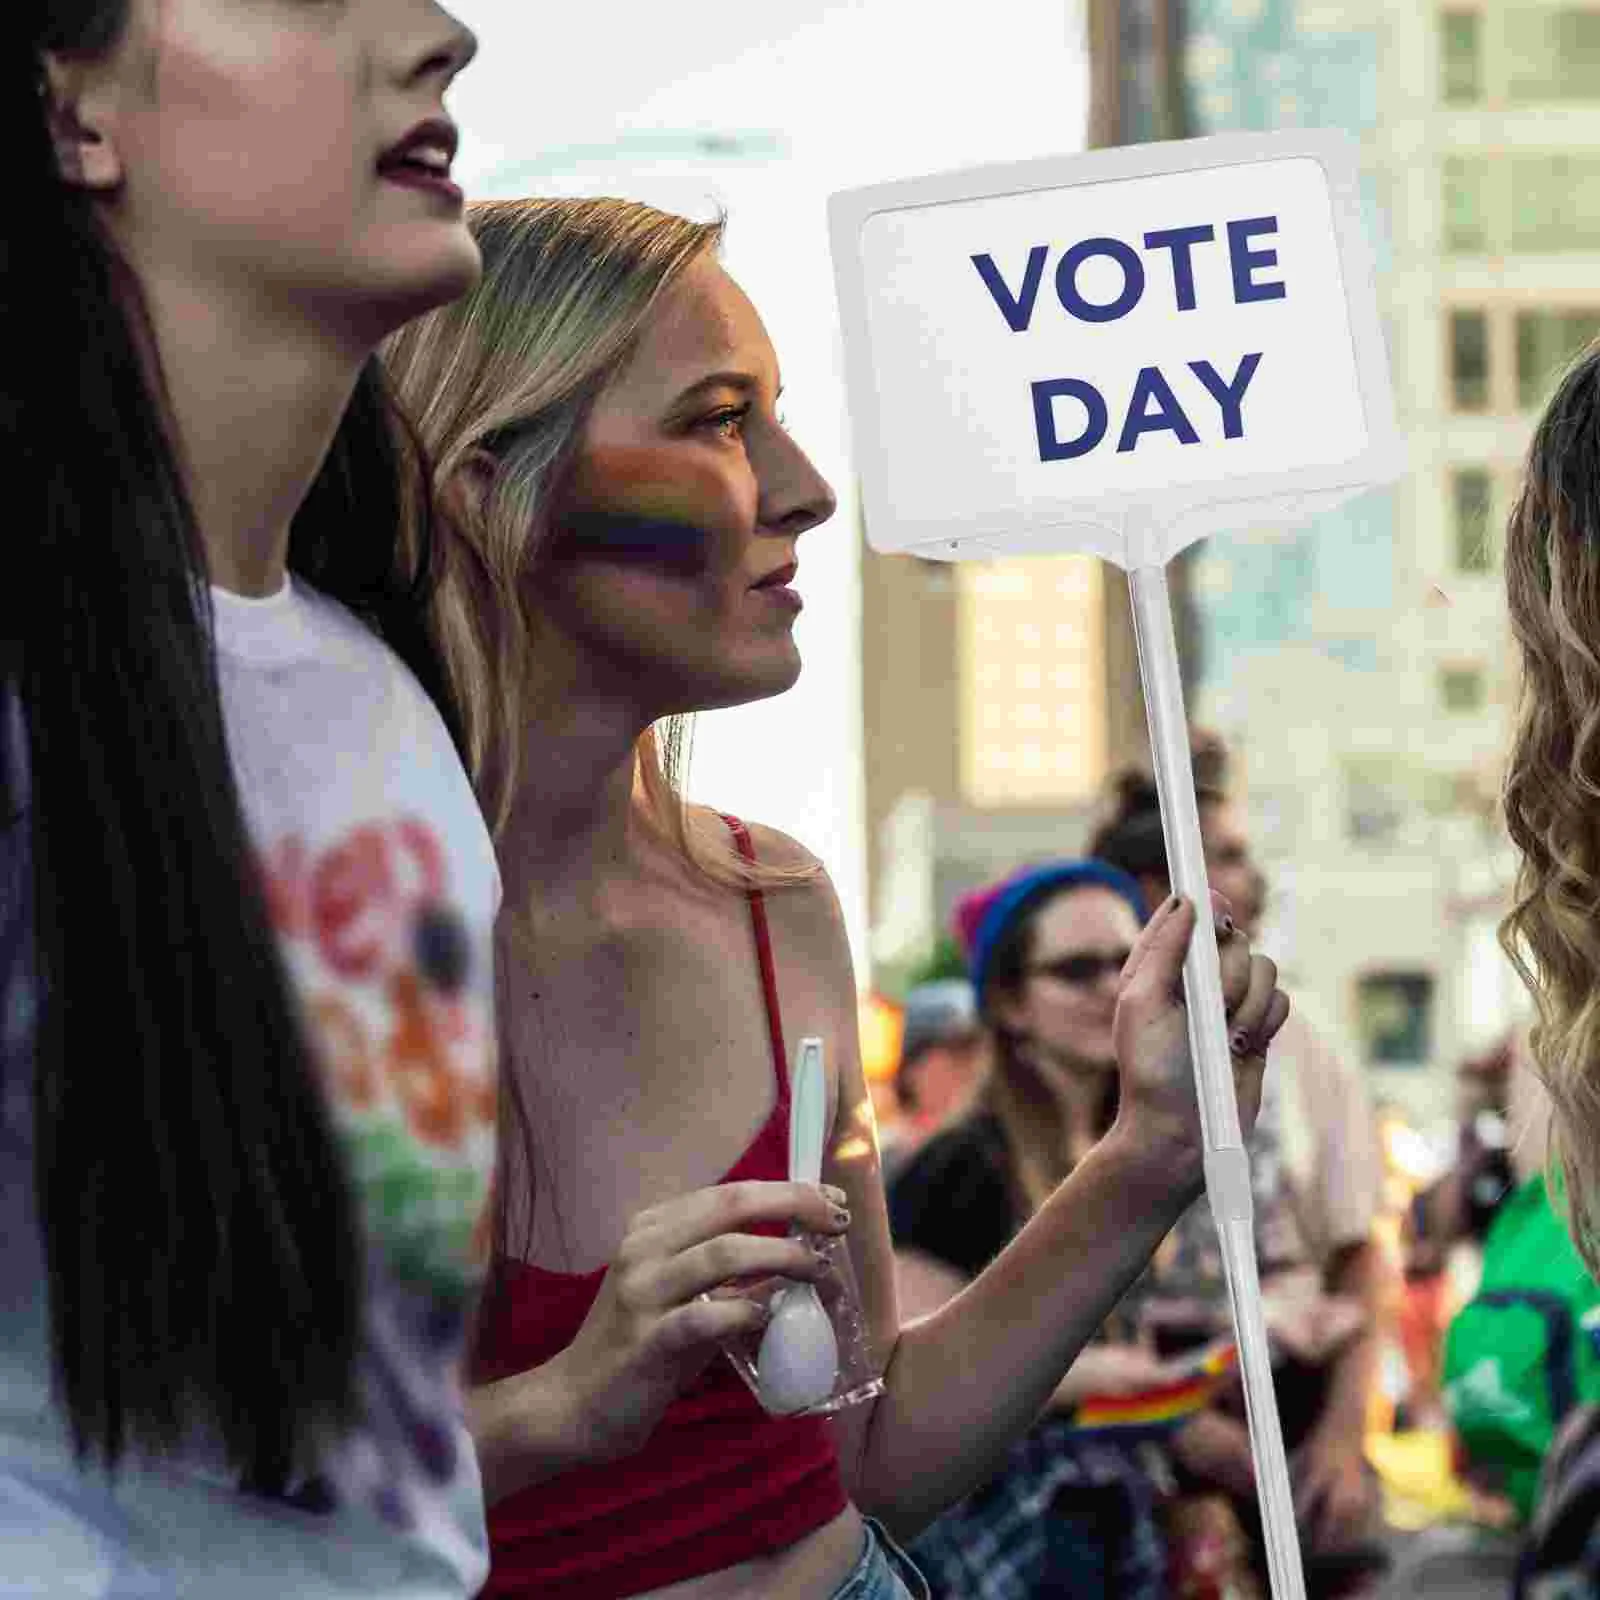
861;548;1115;984
860;0;1187;990
863;0;1589;1121
1178;0;1585;1119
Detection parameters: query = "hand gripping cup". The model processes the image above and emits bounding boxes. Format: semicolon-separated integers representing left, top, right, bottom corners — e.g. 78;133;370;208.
703;1038;885;1417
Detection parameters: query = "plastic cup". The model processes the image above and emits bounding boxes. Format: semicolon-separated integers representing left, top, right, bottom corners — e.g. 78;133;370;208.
701;1230;885;1418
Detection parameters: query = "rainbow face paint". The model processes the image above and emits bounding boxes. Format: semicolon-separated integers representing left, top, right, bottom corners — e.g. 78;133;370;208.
557;445;739;578
557;509;713;576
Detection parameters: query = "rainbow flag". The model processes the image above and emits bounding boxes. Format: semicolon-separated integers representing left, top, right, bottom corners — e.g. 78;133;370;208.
1070;1342;1238;1439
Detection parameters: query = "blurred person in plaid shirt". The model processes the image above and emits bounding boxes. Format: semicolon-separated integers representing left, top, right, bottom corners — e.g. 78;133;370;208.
888;860;1218;1598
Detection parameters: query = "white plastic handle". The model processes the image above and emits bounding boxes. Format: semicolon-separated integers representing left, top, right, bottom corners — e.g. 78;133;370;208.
1128;559;1306;1600
790;1037;827;1188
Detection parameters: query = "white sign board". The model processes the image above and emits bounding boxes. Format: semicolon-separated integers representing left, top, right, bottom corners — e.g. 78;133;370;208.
829;130;1403;567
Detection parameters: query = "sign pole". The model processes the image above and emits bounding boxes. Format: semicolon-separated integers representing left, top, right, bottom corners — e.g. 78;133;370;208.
1128;553;1307;1600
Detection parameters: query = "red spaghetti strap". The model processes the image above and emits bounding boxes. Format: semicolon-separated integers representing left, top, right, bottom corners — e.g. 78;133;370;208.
719;814;789;1097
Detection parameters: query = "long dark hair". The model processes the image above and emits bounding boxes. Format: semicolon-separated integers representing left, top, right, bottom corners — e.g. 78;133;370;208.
1087;768;1228;886
10;4;460;1490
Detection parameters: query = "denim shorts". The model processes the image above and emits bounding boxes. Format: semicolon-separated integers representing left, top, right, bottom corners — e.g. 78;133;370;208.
827;1517;931;1600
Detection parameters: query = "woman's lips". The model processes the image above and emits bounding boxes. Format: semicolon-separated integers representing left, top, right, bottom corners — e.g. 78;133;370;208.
752;561;798;590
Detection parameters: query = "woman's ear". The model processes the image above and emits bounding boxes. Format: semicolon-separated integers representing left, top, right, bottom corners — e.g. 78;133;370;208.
441;448;499;526
43;55;124;193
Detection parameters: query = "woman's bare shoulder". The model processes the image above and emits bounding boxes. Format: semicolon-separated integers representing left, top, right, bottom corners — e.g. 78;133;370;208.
724;816;843;941
740;817;823;872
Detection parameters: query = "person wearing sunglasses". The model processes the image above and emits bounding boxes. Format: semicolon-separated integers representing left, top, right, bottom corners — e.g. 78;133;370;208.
887;861;1193;1598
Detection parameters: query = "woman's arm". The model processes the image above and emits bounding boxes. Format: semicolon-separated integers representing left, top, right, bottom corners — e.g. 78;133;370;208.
860;1129;1200;1538
895;1249;1195;1410
466;1355;593;1507
769;843;1279;1543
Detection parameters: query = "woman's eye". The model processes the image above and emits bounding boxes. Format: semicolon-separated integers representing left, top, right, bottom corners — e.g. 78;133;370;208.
701;406;750;439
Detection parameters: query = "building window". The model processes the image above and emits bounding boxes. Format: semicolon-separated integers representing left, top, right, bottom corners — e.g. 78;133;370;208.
1345;761;1405;845
957;556;1107;807
1452;468;1493;572
1441;10;1482;105
1516;310;1600;410
1442;157;1488;253
1510;157;1600;252
1505;8;1600;103
1455;156;1600;255
1440;664;1486;713
1450;310;1489;410
1356;972;1435;1066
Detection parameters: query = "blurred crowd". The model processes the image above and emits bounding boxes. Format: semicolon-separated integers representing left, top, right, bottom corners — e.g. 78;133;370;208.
866;730;1594;1599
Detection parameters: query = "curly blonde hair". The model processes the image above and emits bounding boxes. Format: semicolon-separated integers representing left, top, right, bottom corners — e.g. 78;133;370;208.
1501;340;1600;1275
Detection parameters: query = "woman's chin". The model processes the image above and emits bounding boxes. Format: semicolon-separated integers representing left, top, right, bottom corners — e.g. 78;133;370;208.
360;236;484;337
691;647;802;712
640;640;806;716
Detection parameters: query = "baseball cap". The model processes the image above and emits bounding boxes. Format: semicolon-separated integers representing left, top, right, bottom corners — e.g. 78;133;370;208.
899;979;981;1065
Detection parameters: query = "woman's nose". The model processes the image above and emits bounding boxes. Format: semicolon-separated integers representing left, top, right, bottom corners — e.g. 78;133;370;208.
756;428;837;537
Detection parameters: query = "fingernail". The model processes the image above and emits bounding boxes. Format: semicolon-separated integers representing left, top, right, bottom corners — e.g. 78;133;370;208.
822;1184;848;1206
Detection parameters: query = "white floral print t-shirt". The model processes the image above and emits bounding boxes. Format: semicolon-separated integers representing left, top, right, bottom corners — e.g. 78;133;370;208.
0;579;500;1597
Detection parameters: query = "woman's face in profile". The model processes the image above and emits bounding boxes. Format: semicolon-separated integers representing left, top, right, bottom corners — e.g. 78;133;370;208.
544;255;838;717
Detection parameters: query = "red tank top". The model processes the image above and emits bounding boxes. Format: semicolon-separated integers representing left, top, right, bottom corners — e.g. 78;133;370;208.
473;817;849;1598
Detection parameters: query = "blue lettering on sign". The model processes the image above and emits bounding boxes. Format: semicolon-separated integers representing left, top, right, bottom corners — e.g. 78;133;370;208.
1189;353;1263;439
970;215;1287;327
1055;237;1146;324
1142;224;1216;312
1227;217;1287;304
1116;367;1201;453
966;213;1287;463
1032;379;1109;461
970;246;1049;333
1030;355;1265;463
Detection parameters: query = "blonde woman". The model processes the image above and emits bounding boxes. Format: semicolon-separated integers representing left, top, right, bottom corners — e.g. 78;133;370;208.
381;198;1288;1600
1499;347;1600;1600
1503;343;1600;1278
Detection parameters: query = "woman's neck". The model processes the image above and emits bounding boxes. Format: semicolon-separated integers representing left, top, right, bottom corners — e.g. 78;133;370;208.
138;272;366;596
1026;1044;1110;1159
497;653;656;906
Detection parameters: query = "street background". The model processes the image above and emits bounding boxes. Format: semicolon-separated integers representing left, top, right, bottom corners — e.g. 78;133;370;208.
441;4;1594;1591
